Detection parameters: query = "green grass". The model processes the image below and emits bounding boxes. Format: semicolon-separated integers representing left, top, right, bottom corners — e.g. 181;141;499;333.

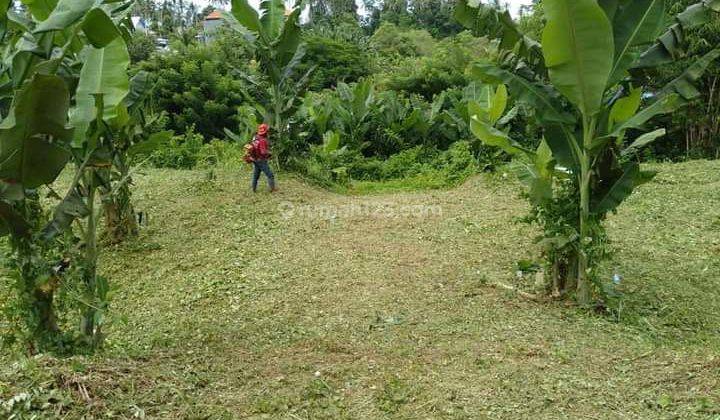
345;171;456;195
2;160;720;418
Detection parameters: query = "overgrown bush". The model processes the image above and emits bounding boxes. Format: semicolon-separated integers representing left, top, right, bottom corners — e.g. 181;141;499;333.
370;22;436;58
437;140;480;182
297;139;480;189
299;82;448;158
137;32;259;140
197;139;249;169
128;32;157;63
137;127;248;170
379;32;494;98
147;130;204;169
294;78;512;186
297;35;373;90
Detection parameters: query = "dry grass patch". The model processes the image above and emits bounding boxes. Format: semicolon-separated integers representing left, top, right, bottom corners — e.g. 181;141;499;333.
2;161;720;418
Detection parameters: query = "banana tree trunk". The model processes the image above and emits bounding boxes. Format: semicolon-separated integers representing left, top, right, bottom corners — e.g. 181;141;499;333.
102;182;138;244
576;116;597;306
81;169;100;345
102;154;138;244
22;247;60;352
577;166;592;305
12;199;61;352
550;252;578;297
33;279;59;337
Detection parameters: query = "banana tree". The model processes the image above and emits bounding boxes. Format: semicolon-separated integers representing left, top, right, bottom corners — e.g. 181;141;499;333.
227;0;313;159
101;70;159;244
459;0;720;304
69;33;132;344
0;0;134;350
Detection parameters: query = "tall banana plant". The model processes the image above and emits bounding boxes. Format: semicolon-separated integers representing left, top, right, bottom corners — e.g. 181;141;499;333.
460;0;720;304
0;0;135;350
71;34;132;345
102;71;158;245
227;0;312;157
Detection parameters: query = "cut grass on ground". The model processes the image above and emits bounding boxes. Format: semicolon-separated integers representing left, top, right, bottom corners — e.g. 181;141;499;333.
2;160;720;419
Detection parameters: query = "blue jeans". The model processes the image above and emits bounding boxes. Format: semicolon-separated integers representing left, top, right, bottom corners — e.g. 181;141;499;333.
252;160;276;192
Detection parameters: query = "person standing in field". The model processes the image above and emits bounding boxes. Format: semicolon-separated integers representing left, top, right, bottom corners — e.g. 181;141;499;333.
245;123;278;193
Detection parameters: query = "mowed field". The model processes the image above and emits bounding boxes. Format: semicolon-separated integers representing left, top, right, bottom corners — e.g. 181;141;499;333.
2;160;720;419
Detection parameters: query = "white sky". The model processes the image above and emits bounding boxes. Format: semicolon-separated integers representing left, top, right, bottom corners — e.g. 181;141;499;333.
191;0;534;18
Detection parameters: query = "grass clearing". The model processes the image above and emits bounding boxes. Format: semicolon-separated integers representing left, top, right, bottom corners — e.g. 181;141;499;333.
2;160;720;418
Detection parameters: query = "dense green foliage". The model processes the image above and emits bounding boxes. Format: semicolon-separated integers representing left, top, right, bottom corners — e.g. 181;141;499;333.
137;32;256;140
290;78;514;186
124;0;719;195
307;0;358;24
378;31;493;98
370;22;437;57
461;0;720;304
127;32;157;63
644;0;720;159
297;34;373;90
364;0;463;37
518;0;720;160
126;0;720;164
125;1;498;189
0;0;154;353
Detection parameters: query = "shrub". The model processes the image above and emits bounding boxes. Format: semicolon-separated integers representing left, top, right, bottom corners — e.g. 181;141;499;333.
197;139;248;169
379;146;436;179
379;32;494;98
128;32;157;63
134;127;248;171
137;33;259;140
295;146;364;187
297;80;514;169
297;35;373;90
298;140;480;189
148;129;204;169
370;22;436;58
436;141;479;183
347;158;385;180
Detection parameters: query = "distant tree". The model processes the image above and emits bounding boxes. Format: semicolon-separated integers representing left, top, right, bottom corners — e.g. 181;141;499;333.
363;0;413;32
128;32;157;63
132;0;203;37
309;0;358;23
298;34;373;90
370;22;436;57
409;0;463;37
517;0;543;41
305;12;369;45
379;31;492;98
138;32;257;139
363;0;470;37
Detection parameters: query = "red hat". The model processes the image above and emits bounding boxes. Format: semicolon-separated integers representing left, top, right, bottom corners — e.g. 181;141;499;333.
257;124;269;135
